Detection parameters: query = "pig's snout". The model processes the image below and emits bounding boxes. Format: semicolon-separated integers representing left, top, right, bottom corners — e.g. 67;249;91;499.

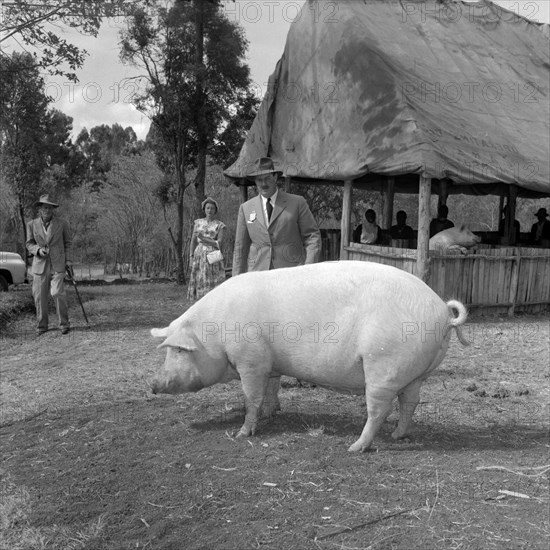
148;373;204;395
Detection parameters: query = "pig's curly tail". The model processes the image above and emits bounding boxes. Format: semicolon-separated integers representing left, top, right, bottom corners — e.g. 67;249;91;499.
446;300;470;346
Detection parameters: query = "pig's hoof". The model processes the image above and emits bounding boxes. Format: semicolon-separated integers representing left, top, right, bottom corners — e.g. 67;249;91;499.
236;424;255;438
391;427;411;440
348;440;369;453
259;402;280;418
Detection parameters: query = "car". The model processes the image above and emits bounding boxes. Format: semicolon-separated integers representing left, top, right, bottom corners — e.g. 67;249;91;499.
0;251;27;291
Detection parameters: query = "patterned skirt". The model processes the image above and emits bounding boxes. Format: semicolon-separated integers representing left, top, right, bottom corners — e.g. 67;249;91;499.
186;245;226;301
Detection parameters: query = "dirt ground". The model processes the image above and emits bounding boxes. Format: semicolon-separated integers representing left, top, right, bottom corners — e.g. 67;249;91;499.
1;282;549;550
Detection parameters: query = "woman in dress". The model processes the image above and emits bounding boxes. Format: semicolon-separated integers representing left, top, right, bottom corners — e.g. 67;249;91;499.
187;198;226;301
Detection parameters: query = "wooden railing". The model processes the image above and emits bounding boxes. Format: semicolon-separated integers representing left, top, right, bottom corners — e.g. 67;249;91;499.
343;243;550;315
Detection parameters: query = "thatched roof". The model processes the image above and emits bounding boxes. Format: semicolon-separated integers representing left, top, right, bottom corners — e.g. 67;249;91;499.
225;0;550;198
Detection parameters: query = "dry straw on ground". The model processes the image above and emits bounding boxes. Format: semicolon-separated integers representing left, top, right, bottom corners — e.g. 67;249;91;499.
1;283;548;549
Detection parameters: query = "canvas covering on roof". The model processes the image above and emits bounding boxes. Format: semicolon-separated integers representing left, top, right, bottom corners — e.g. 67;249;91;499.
225;0;550;196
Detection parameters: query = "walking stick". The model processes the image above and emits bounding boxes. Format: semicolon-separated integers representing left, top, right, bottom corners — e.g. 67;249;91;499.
65;265;90;327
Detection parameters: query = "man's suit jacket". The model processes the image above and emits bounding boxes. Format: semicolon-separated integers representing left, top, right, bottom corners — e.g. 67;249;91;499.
530;220;550;244
232;191;321;275
26;217;73;275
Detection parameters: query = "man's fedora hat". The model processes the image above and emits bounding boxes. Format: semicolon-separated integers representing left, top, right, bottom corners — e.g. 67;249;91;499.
535;208;548;217
246;157;282;178
36;194;59;207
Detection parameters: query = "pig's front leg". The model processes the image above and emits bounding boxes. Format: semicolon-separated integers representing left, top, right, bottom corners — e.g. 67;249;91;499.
260;375;281;418
224;376;280;418
236;370;270;438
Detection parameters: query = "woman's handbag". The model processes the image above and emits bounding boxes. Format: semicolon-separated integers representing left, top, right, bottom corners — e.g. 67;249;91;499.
206;249;224;265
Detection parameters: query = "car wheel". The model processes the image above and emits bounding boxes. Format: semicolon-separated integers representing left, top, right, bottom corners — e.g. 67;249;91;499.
0;274;8;291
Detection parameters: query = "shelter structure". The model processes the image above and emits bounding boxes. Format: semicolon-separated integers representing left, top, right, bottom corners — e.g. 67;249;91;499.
225;0;550;314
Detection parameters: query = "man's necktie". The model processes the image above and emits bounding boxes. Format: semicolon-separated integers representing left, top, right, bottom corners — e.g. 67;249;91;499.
266;198;273;222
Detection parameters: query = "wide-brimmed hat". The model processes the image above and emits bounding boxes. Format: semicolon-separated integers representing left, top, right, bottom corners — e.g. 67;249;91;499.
36;194;59;207
201;197;219;212
246;157;282;178
535;208;548;217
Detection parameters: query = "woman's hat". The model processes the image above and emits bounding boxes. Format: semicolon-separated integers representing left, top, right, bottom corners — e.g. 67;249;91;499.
201;197;219;211
36;194;59;207
535;208;548;217
246;157;282;177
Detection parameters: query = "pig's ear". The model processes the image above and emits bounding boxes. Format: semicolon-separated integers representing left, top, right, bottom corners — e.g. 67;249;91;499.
157;330;198;351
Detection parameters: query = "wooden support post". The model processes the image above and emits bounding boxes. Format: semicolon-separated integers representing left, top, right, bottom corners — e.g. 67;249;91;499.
383;176;395;230
508;248;521;316
340;180;353;260
438;179;448;207
239;179;248;203
499;193;507;244
499;194;505;217
507;184;517;245
416;176;431;282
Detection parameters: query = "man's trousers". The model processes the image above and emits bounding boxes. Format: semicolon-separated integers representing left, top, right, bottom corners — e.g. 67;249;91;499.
32;260;69;331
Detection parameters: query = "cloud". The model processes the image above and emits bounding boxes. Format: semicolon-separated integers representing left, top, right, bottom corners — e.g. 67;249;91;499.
9;0;550;142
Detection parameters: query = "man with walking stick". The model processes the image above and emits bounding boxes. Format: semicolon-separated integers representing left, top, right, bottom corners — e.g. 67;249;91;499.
65;264;90;327
26;194;73;336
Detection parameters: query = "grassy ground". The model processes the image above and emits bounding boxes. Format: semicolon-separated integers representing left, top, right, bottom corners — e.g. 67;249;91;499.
0;282;548;549
0;287;34;333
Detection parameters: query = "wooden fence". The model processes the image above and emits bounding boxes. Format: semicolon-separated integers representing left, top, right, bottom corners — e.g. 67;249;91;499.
50;236;549;315
345;243;550;315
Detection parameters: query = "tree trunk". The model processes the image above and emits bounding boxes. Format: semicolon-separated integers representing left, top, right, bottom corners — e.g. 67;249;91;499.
193;0;207;218
17;192;27;258
175;139;187;286
175;184;186;285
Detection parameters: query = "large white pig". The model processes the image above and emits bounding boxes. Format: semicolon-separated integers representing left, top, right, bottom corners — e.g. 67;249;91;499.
150;261;468;452
429;225;481;253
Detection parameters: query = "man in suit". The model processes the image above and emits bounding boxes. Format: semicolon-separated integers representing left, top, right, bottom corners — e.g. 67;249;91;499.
231;157;321;410
530;207;550;246
26;194;73;335
498;204;521;245
429;204;455;237
232;157;321;276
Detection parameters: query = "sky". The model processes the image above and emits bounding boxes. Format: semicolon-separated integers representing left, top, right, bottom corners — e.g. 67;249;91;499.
5;0;549;140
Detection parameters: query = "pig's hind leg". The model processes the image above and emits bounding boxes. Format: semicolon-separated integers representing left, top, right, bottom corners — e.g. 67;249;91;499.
348;386;395;452
391;345;448;440
391;378;422;440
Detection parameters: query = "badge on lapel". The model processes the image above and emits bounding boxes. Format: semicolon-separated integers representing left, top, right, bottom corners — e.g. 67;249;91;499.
248;211;257;223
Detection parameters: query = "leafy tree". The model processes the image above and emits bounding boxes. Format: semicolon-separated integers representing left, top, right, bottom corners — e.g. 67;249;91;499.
74;123;140;188
210;88;260;169
0;51;51;246
0;0;134;81
43;109;74;166
0;52;95;250
0;174;21;254
95;152;168;275
120;0;253;284
63;182;102;265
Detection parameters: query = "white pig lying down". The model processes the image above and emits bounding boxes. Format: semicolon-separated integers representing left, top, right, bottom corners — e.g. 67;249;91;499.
429;225;481;254
151;261;469;452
